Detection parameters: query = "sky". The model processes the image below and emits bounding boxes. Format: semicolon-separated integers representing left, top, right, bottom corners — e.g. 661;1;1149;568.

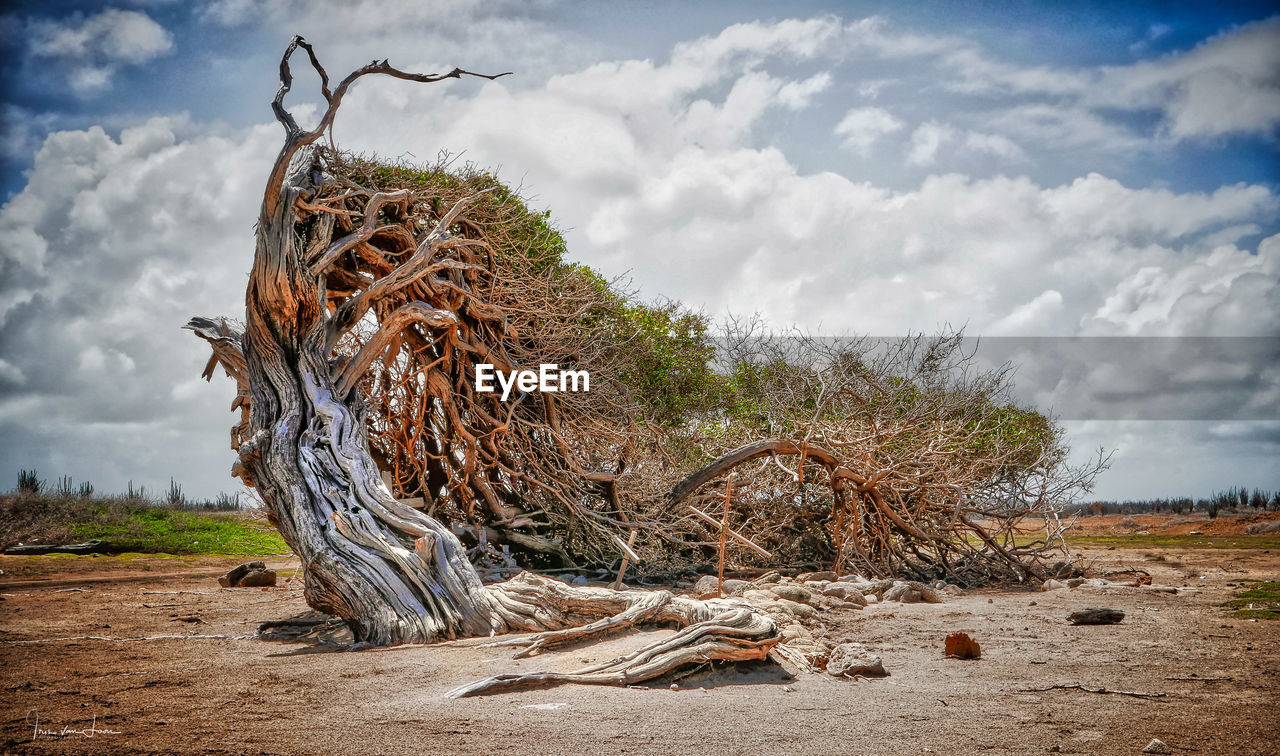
0;0;1277;502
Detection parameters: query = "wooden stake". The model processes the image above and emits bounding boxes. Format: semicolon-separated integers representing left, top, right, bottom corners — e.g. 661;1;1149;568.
717;475;734;598
612;531;640;590
687;506;772;559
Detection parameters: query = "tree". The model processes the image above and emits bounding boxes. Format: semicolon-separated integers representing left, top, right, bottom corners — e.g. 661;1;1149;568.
187;37;784;697
191;38;1109;695
654;325;1108;583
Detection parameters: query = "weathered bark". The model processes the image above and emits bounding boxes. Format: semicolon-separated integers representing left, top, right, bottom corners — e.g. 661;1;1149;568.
189;36;784;692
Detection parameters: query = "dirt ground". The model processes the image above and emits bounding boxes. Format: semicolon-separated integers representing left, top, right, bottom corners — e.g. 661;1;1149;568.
2;542;1278;755
1065;510;1280;537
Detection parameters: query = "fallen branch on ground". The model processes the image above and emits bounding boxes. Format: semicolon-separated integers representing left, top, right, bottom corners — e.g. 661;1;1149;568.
1019;684;1166;700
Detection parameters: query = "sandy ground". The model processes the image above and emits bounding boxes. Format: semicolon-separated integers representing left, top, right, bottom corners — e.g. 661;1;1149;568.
2;545;1277;755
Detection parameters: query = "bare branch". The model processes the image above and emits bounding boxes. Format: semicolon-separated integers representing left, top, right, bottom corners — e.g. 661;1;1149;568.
333;302;458;396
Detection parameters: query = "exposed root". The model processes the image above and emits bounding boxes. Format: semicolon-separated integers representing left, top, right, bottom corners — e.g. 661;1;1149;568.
443;572;782;697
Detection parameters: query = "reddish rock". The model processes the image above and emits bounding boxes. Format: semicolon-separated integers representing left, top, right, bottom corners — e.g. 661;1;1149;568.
944;632;981;659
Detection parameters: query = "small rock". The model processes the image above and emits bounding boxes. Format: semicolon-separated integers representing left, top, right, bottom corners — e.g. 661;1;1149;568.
670;683;679;691
741;588;777;604
770;585;814;604
1141;738;1171;754
1068;608;1125;625
218;561;277;588
821;584;866;605
882;580;942;604
1040;579;1068;591
752;571;783;584
779;624;814;643
693;575;719;594
571;575;589;586
772;598;817;619
796;570;838;582
825;643;887;677
865;594;879;604
882;582;919;603
944;632;981;659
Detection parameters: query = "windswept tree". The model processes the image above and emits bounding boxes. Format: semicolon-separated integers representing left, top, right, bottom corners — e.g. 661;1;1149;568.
187;37;786;697
190;37;1105;695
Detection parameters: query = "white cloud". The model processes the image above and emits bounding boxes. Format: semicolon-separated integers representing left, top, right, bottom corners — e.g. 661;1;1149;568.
907;121;950;166
839;14;1280;143
960;131;1026;162
1098;17;1280;138
989;104;1147;154
1083;235;1280;335
833;106;903;156
0;117;279;496
670;15;846;71
26;8;173;95
905;121;1025;166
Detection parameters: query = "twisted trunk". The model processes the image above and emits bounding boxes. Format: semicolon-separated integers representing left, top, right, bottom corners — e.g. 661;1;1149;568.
237;148;494;644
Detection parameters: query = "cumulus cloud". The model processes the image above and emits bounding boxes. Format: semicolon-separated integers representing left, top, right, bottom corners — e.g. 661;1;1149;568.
833;106;903;156
0;117;279;496
25;8;173;95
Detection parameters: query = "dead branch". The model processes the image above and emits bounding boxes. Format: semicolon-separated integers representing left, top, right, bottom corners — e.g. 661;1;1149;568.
1019;684;1167;700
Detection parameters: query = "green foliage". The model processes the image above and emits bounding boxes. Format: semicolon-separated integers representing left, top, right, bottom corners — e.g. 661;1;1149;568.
1222;580;1280;620
604;301;723;424
166;477;187;508
963;405;1059;472
17;469;43;494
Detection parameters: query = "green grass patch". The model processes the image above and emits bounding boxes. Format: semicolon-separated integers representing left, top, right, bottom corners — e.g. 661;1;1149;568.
1228;608;1280;620
1221;580;1280;620
1063;534;1280;550
67;509;288;555
2;493;289;556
